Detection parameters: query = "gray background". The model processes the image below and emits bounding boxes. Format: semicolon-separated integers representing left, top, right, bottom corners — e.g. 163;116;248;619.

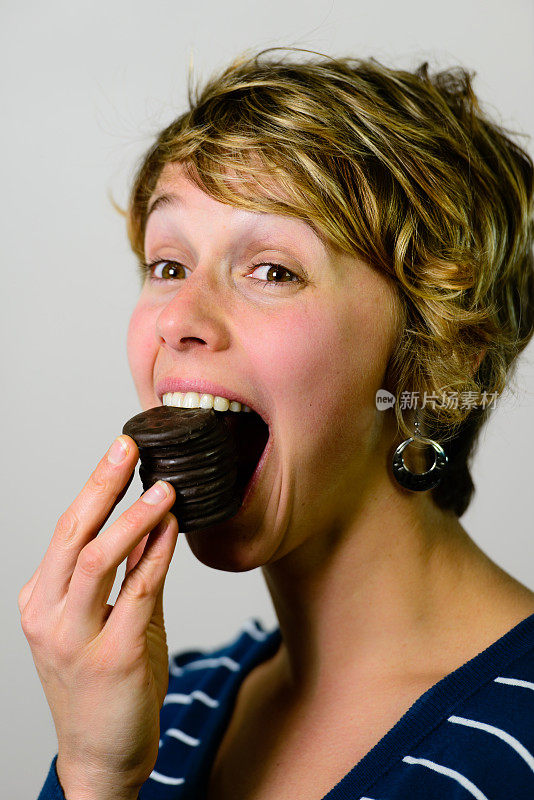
2;0;533;796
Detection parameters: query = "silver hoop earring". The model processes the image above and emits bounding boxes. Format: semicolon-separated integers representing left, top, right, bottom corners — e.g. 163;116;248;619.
392;420;448;492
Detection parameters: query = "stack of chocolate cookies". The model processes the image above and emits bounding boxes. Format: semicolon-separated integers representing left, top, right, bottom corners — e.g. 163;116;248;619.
123;405;241;532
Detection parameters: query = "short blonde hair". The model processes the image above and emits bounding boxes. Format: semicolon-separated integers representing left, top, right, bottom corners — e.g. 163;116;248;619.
126;48;534;516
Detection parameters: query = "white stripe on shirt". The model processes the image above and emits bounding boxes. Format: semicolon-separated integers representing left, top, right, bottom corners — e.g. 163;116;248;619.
163;690;220;708
170;655;241;676
448;715;534;771
164;727;201;747
403;756;489;799
242;618;268;641
149;770;185;785
495;676;534;692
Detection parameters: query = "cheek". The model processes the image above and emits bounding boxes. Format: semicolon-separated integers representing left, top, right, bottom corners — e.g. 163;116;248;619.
250;300;391;441
127;303;158;401
251;307;350;423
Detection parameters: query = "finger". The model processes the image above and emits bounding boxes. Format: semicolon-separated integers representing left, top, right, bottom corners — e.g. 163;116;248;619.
17;563;42;614
105;512;179;643
152;577;165;628
62;481;176;641
31;435;138;608
125;533;150;576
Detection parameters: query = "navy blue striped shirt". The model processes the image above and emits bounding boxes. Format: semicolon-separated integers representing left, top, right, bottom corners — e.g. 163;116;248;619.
39;613;534;799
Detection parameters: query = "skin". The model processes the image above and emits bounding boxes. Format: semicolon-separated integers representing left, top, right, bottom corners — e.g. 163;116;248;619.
128;163;404;574
18;444;179;800
129;164;534;798
19;162;534;800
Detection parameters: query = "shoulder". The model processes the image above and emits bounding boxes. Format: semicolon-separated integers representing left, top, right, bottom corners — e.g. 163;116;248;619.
161;618;279;742
143;619;279;795
166;617;279;693
397;614;534;798
366;615;534;799
452;629;534;740
460;626;534;741
441;611;534;757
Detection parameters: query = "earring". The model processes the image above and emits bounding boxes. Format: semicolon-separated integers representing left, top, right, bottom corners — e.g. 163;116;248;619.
392;419;448;492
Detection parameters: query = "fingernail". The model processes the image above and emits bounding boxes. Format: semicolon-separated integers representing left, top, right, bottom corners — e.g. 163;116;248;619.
108;436;129;464
142;480;171;505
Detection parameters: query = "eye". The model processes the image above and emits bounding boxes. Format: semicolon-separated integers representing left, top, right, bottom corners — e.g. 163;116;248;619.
247;262;301;287
142;259;187;281
140;258;302;288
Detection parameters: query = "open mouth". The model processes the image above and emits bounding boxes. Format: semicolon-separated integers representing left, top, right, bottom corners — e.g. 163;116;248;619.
156;390;272;517
217;409;270;503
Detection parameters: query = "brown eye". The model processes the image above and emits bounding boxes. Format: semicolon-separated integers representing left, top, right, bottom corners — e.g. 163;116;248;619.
157;261;185;279
266;265;294;282
147;260;187;280
249;263;300;286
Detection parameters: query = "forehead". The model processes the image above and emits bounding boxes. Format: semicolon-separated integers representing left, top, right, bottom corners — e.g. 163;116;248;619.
146;162;330;251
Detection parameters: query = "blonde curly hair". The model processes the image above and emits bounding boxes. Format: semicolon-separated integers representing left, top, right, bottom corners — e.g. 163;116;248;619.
126;47;534;517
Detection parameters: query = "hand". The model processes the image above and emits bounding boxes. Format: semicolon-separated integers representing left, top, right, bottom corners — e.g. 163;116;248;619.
18;435;178;800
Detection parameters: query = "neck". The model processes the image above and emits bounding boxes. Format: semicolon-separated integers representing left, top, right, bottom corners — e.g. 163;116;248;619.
261;473;530;700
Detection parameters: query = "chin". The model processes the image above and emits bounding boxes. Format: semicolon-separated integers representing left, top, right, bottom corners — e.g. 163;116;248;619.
184;533;260;573
183;513;275;573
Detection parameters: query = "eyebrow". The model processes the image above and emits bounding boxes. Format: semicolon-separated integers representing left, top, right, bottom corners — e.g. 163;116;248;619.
146;193;182;220
145;190;331;251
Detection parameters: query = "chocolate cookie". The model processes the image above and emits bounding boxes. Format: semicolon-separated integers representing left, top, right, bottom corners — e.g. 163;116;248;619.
123;406;241;532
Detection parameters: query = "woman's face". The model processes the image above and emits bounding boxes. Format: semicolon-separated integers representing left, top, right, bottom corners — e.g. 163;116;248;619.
127;163;401;570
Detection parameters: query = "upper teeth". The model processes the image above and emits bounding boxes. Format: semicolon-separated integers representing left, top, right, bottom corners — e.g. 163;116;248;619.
162;392;252;413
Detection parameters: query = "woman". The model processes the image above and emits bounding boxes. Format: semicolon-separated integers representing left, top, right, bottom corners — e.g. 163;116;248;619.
22;49;534;799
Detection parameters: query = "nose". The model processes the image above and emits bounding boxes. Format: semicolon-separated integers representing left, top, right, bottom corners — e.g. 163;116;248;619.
155;268;231;353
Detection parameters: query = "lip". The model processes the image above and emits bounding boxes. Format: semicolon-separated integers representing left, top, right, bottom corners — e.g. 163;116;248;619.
239;428;274;511
155;377;272;426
